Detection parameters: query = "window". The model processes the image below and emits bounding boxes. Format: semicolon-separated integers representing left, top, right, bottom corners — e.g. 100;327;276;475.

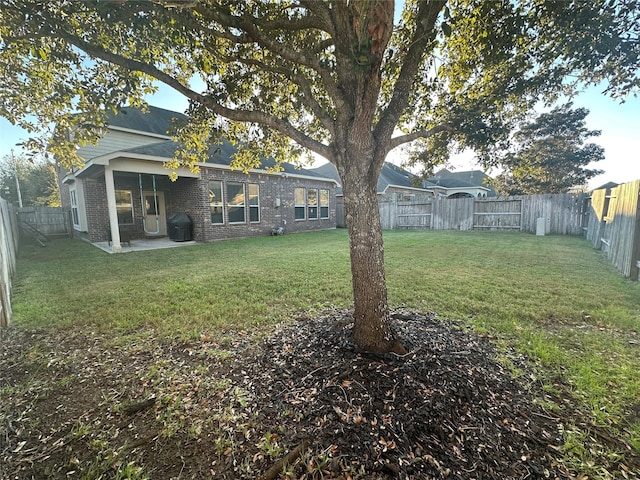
227;182;246;223
249;183;260;222
115;190;134;225
209;180;224;224
294;187;306;220
320;189;329;219
69;189;79;227
307;189;318;220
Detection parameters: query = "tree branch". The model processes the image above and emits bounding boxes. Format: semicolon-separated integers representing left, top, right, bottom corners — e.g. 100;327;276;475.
190;3;346;124
375;1;446;142
214;54;335;135
387;123;454;151
54;30;333;160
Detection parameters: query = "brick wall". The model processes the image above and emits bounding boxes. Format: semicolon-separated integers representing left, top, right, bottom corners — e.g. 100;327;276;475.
198;167;336;242
81;166;336;243
83;178;108;242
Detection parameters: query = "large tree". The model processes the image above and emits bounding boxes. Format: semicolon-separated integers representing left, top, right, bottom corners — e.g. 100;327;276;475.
490;104;605;195
1;0;638;352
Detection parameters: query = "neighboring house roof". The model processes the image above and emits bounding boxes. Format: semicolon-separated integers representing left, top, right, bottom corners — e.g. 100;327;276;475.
105;106;188;136
378;162;417;192
310;162;428;196
426;168;496;197
593;181;619;191
424;177;477;189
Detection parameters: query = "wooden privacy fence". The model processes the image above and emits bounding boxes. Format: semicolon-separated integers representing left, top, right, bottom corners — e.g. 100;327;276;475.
585;180;640;280
376;193;588;235
1;197;19;327
17;206;72;237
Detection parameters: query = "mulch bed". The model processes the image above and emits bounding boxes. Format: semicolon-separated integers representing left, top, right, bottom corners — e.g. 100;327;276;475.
0;308;630;479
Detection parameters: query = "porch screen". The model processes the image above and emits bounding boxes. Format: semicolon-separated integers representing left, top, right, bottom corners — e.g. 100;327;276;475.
115;190;134;225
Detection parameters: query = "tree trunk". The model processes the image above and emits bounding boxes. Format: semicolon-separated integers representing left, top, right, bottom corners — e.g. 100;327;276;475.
342;171;400;354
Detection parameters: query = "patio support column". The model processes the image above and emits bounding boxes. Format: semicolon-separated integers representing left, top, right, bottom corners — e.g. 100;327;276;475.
104;165;122;253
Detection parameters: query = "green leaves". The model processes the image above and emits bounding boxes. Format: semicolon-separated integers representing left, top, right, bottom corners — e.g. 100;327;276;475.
490;104;605;195
0;0;637;175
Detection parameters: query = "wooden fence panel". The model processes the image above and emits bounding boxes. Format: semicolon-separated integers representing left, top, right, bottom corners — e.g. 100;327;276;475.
605;181;640;279
396;202;432;229
473;199;522;230
432;197;475;230
18;206;71;236
520;193;588;235
378;201;396;230
335;202;346;228
585;189;608;247
1;197;19;327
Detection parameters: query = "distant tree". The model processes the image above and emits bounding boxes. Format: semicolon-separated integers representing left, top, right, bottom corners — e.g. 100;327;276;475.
490;105;605;196
0;153;60;206
0;1;638;352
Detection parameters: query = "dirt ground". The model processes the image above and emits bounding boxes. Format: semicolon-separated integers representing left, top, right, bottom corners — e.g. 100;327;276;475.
1;309;637;479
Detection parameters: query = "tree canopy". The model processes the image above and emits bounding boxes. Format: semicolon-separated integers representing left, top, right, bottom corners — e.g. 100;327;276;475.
0;153;60;207
1;0;638;352
490;104;605;195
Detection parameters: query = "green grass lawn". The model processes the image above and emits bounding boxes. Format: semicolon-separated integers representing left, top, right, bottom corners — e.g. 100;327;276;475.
11;229;640;475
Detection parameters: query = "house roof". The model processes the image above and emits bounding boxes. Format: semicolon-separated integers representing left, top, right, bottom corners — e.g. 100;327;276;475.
123;139;331;179
105;106;188;136
310;163;341;184
310;162;427;196
78;106;333;182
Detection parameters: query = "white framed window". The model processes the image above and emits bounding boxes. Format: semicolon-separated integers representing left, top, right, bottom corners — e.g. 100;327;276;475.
227;182;246;223
115;190;134;225
307;189;318;220
294;187;306;220
209;180;224;224
320;189;330;219
249;183;260;222
69;189;80;228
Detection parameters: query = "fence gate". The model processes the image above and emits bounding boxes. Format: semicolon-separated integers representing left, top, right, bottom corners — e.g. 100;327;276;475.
397;202;432;228
17;206;71;238
473;199;522;230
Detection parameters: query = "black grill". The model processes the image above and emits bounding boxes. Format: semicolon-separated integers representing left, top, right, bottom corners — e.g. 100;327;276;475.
167;213;192;241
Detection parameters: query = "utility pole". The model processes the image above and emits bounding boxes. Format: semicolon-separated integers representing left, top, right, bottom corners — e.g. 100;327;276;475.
11;150;23;208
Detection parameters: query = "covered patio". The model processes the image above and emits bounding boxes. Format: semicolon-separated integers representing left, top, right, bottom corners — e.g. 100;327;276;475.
92;236;197;254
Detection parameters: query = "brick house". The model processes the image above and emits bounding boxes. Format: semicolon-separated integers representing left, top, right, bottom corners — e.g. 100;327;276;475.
58;106;337;252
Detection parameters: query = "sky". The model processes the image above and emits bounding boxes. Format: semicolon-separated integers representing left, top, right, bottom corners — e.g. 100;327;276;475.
1;79;638;192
